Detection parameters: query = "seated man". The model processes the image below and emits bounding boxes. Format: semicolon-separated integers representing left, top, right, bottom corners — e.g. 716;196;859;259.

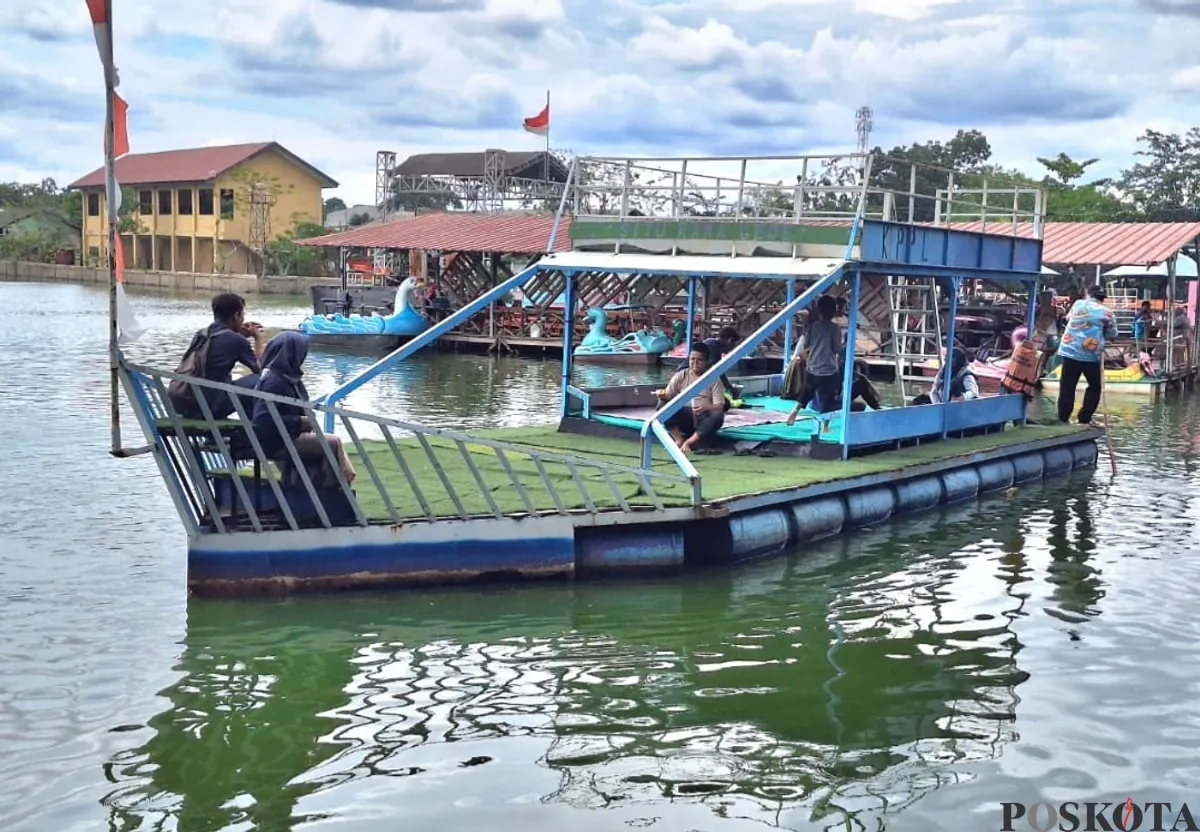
839;359;882;412
677;325;742;397
655;341;726;454
170;292;266;419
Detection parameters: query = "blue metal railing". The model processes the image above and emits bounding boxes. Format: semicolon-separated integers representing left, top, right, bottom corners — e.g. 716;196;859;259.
121;360;697;535
319;260;544;432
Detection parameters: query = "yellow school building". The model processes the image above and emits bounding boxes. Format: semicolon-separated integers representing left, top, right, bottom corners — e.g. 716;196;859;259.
69;142;338;274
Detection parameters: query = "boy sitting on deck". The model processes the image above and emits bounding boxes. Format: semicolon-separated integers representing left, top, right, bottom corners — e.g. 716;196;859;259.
654;341;726;454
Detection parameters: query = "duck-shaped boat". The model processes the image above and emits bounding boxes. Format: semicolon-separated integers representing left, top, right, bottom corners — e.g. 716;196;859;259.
299;276;430;351
572;307;684;365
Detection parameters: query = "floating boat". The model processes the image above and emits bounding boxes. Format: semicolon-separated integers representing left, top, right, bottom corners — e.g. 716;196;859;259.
573;308;683;365
298;276;429;351
110;151;1104;597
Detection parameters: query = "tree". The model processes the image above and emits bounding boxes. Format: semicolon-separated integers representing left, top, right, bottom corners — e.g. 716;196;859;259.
869;129;996;221
1037;153;1100;187
0;178;63;209
323;196;346;217
348;212;371;227
385;191;462;213
265;220;328;276
1027;153;1134;221
1118;127;1200;220
0;226;71;263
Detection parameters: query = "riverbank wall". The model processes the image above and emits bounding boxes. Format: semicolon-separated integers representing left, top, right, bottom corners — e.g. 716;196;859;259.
0;260;328;297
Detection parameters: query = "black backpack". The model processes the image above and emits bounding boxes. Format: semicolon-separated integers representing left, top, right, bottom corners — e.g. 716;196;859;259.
168;327;213;406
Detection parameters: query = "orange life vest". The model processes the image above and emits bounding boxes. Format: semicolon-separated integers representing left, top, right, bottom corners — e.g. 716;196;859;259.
1002;339;1040;396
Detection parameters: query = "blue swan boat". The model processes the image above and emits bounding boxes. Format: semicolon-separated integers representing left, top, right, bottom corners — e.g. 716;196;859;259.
299;276;430;351
573;307;683;365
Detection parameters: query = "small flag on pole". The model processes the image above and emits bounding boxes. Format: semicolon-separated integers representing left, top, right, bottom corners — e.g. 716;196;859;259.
86;0;144;342
523;101;550;136
110;93;129;159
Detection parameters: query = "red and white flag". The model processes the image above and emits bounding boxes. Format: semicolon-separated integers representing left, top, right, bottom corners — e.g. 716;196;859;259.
523;102;549;136
85;0;144;341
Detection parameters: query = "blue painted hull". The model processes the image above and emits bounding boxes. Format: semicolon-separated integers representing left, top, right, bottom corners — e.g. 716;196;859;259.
190;434;1099;595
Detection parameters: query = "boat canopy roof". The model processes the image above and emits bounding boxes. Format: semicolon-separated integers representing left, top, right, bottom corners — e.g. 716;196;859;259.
535;252;846;281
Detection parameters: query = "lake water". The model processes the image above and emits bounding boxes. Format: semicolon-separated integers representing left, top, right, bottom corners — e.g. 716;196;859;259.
3;281;1200;831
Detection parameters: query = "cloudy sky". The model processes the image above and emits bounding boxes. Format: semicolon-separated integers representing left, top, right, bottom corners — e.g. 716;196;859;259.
1;0;1196;204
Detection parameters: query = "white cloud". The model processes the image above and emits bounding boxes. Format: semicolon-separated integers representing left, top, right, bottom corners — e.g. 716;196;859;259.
0;0;1196;206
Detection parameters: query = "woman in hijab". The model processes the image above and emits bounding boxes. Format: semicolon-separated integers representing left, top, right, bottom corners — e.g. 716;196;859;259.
251;331;356;484
930;346;979;404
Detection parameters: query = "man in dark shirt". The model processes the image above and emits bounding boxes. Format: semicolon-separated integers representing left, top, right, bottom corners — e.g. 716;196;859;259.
677;325;742;395
177;292;266;419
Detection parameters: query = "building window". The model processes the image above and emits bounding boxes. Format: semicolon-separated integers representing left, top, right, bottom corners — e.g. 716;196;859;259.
158;189;172;215
138;190;152;215
87;192;100;216
178;189;193;215
198;188;214;215
219;189;234;220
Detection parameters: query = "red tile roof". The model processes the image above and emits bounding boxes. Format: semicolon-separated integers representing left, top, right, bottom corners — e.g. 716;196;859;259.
298;212;572;254
69;142;338;189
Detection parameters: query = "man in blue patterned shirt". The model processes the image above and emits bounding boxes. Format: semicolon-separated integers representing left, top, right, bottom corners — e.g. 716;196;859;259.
1055;285;1117;425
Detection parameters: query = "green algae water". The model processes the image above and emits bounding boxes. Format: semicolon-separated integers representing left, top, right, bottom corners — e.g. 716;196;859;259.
3;281;1200;831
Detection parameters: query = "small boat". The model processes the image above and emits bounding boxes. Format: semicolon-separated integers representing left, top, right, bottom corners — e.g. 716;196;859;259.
573;308;683;365
299;276;429;351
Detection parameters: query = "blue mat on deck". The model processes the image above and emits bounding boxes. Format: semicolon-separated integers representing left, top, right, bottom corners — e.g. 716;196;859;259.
588;394;887;443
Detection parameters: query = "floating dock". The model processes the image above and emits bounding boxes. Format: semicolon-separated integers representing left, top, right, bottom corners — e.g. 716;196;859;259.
176;420;1098;594
116;150;1106;596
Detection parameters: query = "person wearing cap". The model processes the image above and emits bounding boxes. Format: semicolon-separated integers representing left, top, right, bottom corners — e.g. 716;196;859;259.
1055;284;1117;425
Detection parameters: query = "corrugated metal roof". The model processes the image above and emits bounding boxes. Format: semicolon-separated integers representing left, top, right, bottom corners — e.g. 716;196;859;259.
297;212;572;254
538;251;845;279
951;221;1200;267
69;142;339;189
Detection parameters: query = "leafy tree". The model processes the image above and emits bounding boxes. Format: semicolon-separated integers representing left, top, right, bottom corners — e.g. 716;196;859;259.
323;196;346;217
348;212;371;227
994;152;1135;221
1118;127;1200;220
1037;152;1101;187
868;129;996;221
265;220;328;276
0;227;71;262
385;191;462;213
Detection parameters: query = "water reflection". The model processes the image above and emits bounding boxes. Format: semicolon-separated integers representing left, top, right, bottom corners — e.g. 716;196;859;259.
99;475;1107;831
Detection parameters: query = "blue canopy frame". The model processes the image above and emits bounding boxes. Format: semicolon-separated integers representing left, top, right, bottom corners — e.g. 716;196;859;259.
320;218;1046;474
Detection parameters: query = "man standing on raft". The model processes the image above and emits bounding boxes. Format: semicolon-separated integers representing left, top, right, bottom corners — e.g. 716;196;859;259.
1055;284;1117;425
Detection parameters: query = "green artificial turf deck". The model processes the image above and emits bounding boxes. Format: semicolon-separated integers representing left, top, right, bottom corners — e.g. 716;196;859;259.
334;422;1092;521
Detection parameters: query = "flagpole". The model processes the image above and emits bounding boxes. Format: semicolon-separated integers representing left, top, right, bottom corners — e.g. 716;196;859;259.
544;89;550;183
103;0;121;455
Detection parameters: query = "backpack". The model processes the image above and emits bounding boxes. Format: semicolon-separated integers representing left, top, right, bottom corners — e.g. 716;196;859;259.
168;327;214;405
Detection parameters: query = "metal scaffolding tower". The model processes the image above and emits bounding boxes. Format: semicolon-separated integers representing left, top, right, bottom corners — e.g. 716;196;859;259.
856;106;873;155
373;150;398;276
